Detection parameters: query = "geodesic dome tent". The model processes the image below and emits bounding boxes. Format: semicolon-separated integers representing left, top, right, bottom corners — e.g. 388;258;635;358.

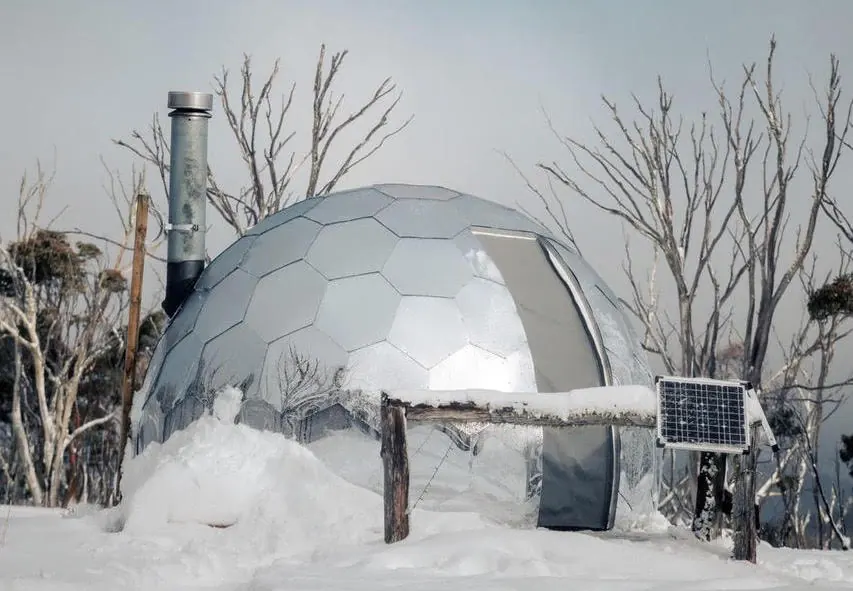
131;183;658;531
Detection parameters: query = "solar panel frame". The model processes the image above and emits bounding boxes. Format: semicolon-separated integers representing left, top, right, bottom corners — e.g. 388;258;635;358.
655;376;751;454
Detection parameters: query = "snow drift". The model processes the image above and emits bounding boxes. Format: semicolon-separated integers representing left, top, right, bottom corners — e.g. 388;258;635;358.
115;385;667;550
112;386;498;561
5;385;853;590
113;387;384;557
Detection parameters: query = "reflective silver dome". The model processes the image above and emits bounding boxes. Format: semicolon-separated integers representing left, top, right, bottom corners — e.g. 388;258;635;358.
132;183;657;530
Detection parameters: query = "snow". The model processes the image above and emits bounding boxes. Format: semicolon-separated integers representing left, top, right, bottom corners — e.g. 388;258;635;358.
462;246;506;284
212;385;244;423
3;399;853;590
392;386;657;424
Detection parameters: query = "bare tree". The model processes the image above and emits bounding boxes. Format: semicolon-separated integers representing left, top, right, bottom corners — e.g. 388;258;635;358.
745;253;852;548
529;37;853;539
116;44;412;237
0;163;149;507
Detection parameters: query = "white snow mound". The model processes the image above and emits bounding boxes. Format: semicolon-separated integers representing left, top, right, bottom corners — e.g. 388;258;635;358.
115;387;383;557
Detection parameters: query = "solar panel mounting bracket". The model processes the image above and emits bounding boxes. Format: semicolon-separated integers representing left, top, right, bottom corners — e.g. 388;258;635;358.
741;384;779;453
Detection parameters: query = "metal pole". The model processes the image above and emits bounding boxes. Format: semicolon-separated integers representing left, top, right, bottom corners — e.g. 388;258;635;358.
162;90;213;317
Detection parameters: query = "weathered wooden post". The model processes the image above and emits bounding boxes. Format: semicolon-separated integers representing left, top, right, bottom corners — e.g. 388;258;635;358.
116;191;149;503
732;423;762;563
381;392;410;543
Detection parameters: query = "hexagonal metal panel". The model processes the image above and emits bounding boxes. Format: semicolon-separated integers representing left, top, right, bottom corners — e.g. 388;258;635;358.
163;396;207;441
375;199;468;239
161;289;205;353
135;400;164;452
303;188;392;224
197;323;268;398
135;338;167;411
456;278;528;357
346;341;429;392
245;197;322;236
429;344;536;392
193;268;258;342
315;273;400;351
152;332;204;414
196;235;257;290
382;238;473;297
260;325;349;408
452;194;549;235
374;184;461;201
240;216;322;277
237;398;281;433
506;349;537;392
244;261;327;343
388;296;467;368
306;218;398;280
453;230;507;284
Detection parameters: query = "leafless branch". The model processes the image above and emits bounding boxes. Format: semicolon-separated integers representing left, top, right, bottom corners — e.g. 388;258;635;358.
521;36;853;540
115;44;411;237
66;410;119;445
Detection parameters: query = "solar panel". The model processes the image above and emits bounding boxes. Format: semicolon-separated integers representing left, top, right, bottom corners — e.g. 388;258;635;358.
655;376;750;454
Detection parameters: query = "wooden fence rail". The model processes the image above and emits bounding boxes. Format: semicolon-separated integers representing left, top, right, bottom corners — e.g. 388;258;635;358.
379;387;763;564
379;387;657;544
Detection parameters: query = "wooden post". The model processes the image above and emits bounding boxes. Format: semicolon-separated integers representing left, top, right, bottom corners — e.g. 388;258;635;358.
381;393;410;543
732;423;761;563
115;192;149;502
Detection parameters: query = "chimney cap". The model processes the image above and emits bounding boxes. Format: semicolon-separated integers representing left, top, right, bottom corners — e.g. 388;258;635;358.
168;91;213;112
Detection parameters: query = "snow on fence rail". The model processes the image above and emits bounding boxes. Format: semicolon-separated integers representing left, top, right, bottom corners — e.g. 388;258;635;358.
379;385;658;547
387;386;658;427
379;384;772;564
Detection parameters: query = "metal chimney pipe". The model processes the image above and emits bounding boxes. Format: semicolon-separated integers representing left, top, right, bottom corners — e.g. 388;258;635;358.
162;91;213;318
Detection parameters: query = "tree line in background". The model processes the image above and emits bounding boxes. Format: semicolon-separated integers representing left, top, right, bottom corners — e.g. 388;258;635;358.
2;37;853;551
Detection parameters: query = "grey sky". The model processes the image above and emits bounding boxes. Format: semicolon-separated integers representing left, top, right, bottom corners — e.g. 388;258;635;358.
3;1;853;458
6;0;852;244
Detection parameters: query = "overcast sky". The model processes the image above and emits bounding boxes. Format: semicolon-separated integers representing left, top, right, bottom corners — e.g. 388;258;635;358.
3;0;853;453
5;0;853;246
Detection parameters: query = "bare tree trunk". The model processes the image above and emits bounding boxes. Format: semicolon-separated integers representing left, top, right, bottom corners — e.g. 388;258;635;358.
48;376;79;507
9;341;43;506
792;460;809;547
694;452;727;540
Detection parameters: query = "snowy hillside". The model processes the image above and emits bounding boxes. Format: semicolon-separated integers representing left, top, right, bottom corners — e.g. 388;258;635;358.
2;392;852;590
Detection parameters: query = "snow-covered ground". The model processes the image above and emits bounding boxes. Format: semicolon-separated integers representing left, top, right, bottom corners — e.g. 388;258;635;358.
2;389;852;590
